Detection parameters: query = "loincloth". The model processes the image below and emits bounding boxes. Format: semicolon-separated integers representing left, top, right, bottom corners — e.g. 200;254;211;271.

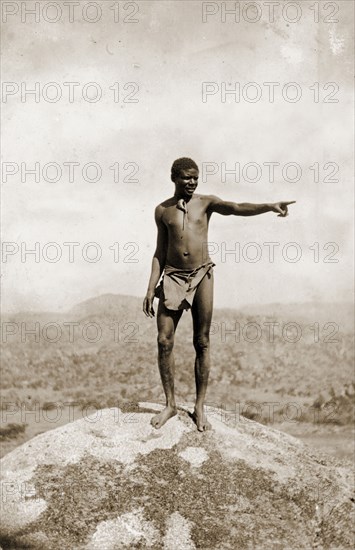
154;261;215;311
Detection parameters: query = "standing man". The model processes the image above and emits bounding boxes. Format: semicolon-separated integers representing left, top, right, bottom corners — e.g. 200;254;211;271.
143;157;295;431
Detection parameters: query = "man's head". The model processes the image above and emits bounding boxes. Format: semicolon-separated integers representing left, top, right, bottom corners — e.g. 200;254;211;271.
171;157;199;199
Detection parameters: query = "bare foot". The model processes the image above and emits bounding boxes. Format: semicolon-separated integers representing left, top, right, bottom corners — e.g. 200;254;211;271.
192;407;212;432
150;406;177;429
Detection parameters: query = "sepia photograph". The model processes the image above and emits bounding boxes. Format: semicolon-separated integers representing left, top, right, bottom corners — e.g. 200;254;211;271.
0;1;354;548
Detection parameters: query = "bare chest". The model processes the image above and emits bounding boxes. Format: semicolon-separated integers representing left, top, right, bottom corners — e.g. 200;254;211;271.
163;204;208;232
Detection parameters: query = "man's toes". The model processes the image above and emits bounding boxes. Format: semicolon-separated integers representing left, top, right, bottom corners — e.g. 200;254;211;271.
194;415;212;432
150;416;160;428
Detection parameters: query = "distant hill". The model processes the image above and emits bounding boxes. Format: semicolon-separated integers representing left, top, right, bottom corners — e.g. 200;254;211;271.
69;293;142;319
2;295;353;332
239;302;354;332
68;294;353;332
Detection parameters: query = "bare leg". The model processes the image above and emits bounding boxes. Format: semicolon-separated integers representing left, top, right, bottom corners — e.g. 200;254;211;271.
151;299;183;429
191;270;214;431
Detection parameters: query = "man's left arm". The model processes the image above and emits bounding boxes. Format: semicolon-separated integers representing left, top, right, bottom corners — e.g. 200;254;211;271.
207;195;296;217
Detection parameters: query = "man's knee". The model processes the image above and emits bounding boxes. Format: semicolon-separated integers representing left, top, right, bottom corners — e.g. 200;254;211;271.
157;334;174;354
193;333;210;354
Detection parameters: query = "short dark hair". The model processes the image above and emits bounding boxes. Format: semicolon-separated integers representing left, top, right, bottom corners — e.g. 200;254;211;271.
171;157;199;181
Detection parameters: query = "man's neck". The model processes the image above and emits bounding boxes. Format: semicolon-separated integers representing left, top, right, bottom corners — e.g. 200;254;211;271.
173;192;194;202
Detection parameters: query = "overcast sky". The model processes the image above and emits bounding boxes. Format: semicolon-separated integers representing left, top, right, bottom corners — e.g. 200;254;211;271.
1;0;354;312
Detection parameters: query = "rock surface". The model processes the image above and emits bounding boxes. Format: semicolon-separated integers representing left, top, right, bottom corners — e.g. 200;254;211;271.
0;402;353;549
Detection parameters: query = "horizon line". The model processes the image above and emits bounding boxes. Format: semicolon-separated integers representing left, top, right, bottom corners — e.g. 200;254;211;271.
1;292;352;317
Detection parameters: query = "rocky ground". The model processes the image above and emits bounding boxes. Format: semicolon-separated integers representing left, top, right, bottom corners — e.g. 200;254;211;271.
0;402;354;550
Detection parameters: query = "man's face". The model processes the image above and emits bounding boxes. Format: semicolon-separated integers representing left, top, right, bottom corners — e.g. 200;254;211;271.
174;168;199;198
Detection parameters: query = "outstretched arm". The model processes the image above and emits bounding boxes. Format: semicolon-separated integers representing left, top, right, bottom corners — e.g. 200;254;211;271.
143;206;167;317
208;196;296;217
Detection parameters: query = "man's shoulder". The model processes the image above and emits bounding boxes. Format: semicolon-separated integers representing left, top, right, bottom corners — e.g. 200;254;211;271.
190;193;210;201
195;193;221;204
155;197;174;211
154;198;174;221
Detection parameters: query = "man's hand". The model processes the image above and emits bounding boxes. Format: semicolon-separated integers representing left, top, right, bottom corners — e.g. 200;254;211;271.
270;201;296;217
143;292;155;318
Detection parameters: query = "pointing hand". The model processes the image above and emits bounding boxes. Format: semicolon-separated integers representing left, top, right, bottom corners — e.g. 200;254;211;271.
271;201;296;217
